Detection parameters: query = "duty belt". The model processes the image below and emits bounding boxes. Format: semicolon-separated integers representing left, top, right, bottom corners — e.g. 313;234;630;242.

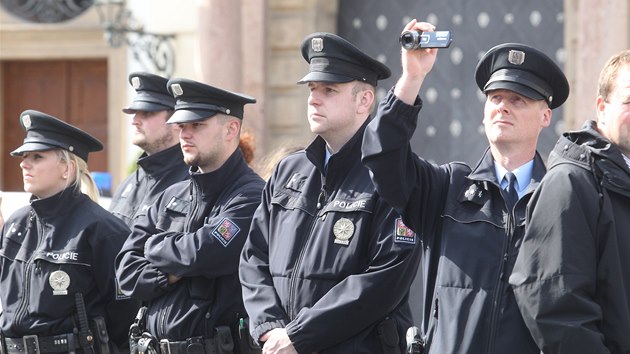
1;333;81;354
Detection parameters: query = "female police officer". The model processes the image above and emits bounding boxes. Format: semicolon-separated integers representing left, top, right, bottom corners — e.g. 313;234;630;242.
0;110;139;353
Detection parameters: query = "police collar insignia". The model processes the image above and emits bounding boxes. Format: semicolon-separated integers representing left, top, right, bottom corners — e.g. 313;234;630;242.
49;270;70;295
464;183;483;200
333;218;354;245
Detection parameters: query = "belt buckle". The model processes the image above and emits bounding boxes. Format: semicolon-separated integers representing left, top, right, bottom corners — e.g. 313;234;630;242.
159;339;171;354
22;335;40;354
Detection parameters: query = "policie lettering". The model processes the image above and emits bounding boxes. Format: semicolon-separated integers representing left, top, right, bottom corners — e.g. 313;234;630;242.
46;251;79;261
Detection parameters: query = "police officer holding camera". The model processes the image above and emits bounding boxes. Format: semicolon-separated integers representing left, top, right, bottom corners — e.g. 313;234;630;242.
362;20;569;354
0;110;139;354
239;32;422;354
115;79;264;354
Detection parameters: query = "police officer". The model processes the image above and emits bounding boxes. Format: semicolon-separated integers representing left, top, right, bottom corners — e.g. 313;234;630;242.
109;72;189;228
239;33;422;353
361;20;570;354
0;110;139;353
115;79;264;354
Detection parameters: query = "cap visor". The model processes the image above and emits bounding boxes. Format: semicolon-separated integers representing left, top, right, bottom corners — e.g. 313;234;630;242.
10;142;57;156
123;100;173;114
167;109;218;124
484;81;545;101
297;72;355;84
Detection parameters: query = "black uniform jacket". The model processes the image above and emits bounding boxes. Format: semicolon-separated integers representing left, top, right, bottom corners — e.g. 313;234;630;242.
511;120;630;354
0;188;138;348
115;149;264;340
240;121;422;354
109;144;189;227
361;89;542;354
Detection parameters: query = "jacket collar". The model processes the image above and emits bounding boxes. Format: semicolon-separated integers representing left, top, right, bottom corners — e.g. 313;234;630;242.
30;186;86;219
305;118;368;176
189;148;249;200
136;144;184;176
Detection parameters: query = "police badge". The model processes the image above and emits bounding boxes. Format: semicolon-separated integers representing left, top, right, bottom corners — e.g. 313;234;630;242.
49;270;70;295
333;218;355;245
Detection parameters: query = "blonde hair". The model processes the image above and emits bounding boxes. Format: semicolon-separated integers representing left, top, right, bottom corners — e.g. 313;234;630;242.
598;49;630;102
255;145;303;181
56;149;100;202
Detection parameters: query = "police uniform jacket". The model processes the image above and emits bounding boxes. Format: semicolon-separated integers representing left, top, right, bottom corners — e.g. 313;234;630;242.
510;120;630;354
361;89;542;354
115;149;264;340
109;144;189;227
0;187;138;348
239;120;422;354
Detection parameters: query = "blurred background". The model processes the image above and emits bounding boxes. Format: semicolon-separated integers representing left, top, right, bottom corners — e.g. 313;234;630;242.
1;0;628;323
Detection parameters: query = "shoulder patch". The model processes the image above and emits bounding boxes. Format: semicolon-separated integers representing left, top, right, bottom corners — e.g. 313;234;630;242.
212;218;241;247
394;218;416;244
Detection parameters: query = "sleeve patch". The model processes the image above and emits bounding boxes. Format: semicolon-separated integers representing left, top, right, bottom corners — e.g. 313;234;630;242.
394;218;416;244
212;218;241;247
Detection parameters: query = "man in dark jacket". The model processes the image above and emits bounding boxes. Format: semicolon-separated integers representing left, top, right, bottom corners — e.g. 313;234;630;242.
115;78;264;353
109;72;189;227
239;32;422;354
361;20;569;354
510;50;630;354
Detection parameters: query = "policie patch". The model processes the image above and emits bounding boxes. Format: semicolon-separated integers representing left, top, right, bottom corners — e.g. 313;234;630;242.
394;218;416;244
212;218;241;247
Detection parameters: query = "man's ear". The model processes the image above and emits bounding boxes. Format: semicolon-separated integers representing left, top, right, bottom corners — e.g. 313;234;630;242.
357;89;375;115
225;118;242;141
595;95;607;125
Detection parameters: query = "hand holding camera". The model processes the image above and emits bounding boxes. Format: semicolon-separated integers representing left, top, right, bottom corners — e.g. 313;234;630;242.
400;30;453;50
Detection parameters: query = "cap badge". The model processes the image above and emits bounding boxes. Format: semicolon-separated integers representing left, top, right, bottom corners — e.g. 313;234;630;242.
68;146;74;152
508;50;525;65
49;270;70;295
22;114;32;128
312;38;324;52
333;218;355;245
171;83;184;97
131;76;141;89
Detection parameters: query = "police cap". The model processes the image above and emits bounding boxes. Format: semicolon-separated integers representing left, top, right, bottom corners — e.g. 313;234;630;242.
166;78;256;123
122;72;175;114
11;110;103;162
475;43;569;109
297;32;391;86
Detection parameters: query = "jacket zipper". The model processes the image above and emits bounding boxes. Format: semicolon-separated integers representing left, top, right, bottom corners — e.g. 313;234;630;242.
287;174;326;319
15;213;44;328
486;204;515;353
158;181;198;338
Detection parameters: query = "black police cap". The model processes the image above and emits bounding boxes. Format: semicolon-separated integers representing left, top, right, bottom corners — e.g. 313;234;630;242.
475;43;569;109
166;78;256;123
11;110;103;162
298;32;391;86
122;72;176;114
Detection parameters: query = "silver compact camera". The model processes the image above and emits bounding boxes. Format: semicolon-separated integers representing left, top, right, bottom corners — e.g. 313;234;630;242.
400;30;453;50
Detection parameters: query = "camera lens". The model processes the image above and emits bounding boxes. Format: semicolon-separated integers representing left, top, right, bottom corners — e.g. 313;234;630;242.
400;30;421;50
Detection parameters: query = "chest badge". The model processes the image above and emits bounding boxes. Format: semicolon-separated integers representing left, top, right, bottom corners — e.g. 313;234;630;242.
464;183;483;200
333;218;355;245
49;270;70;295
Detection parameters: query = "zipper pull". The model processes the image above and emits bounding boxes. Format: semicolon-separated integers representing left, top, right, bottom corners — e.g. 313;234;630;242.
433;298;439;319
316;188;327;210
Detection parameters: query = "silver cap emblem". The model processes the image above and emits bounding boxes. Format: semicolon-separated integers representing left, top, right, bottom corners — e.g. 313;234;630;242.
312;38;324;52
171;83;183;97
508;50;525;65
22;114;31;128
131;76;141;89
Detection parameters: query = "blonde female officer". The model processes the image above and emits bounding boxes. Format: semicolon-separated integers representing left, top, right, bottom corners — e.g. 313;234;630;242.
0;110;138;354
